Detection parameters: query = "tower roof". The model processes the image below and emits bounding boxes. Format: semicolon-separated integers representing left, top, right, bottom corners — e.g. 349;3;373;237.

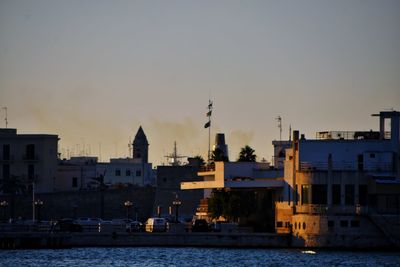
133;126;149;145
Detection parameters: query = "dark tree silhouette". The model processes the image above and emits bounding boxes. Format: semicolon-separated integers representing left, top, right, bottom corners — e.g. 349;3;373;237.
211;148;229;162
238;145;257;162
193;155;205;166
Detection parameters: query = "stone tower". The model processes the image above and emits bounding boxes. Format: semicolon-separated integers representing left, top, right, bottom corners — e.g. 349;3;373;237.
132;126;149;163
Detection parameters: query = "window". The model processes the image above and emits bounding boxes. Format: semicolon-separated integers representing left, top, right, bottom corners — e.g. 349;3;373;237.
126;170;131;176
276;221;283;228
359;185;368;205
136;170;141;177
285;222;290;228
3;144;10;160
288;185;291;205
26;144;35;160
72;177;78;188
312;184;327;204
301;185;310;205
294;222;297;229
115;169;121;176
340;220;348;227
351;220;360;227
28;164;35;180
294;184;298;205
332;184;341;205
370;153;375;158
345;185;355;205
328;220;335;228
303;222;306;230
2;164;10;179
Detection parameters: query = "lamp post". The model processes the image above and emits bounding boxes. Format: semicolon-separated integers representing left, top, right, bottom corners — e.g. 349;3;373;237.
157;205;162;218
124;201;133;219
0;200;8;222
34;199;43;222
172;200;182;223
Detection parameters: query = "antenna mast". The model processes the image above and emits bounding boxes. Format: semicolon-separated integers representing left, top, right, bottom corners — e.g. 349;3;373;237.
164;141;186;166
2;107;8;128
276;116;282;141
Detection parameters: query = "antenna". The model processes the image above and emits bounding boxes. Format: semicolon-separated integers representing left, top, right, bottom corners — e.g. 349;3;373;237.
276;116;282;141
164;141;186;166
128;137;132;158
2;107;8;128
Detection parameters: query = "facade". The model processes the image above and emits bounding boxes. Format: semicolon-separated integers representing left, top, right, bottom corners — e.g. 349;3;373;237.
0;128;58;193
154;158;204;220
56;157;99;191
275;111;400;247
102;157;153;186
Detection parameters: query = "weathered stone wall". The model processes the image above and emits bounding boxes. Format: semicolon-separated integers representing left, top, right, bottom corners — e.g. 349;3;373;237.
154;165;204;220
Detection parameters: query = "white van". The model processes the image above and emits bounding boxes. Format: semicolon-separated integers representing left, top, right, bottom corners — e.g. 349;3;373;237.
145;218;167;232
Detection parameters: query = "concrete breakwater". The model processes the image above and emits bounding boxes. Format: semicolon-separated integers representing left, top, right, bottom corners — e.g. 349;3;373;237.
0;231;289;249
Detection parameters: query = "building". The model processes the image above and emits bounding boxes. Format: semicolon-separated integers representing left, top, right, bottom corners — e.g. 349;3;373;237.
154;157;204;220
275;111;400;247
102;126;154;187
56;157;99;191
181;111;400;248
102;157;153;186
0;128;58;193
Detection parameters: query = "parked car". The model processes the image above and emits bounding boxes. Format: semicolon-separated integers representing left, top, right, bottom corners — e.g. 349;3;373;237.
111;219;143;232
75;217;103;225
192;219;209;232
52;218;83;232
145;218;168;232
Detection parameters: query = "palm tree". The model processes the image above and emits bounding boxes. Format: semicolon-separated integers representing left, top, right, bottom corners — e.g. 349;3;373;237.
238;145;257;162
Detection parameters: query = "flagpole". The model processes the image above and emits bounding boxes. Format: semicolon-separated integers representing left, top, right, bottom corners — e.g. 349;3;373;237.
205;100;212;162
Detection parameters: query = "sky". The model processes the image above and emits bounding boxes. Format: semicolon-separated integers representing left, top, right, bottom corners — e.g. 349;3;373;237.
0;0;399;165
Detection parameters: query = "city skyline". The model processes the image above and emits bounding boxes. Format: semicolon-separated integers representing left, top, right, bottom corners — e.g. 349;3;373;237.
1;1;399;164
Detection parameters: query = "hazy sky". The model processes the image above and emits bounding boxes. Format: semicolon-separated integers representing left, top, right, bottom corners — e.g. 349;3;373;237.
1;0;399;165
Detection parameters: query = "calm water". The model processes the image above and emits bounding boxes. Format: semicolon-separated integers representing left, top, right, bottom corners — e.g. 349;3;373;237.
0;247;399;267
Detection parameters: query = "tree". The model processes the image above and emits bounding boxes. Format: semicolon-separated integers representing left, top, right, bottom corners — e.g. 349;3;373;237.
192;155;205;166
238;145;256;162
208;189;224;220
211;148;229;162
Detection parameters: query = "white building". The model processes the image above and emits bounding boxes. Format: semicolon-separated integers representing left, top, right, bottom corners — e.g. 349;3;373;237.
0;128;58;193
102;157;153;186
275;110;400;248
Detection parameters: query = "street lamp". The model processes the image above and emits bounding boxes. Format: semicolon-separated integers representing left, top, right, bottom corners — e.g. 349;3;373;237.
34;199;43;222
124;200;133;219
0;200;8;222
172;199;182;223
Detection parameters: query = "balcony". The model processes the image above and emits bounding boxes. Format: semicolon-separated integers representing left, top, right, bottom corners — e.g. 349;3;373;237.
295;204;369;215
0;155;14;162
299;161;393;172
22;154;39;162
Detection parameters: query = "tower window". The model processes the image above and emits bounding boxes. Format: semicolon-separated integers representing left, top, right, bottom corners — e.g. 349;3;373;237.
115;169;121;176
